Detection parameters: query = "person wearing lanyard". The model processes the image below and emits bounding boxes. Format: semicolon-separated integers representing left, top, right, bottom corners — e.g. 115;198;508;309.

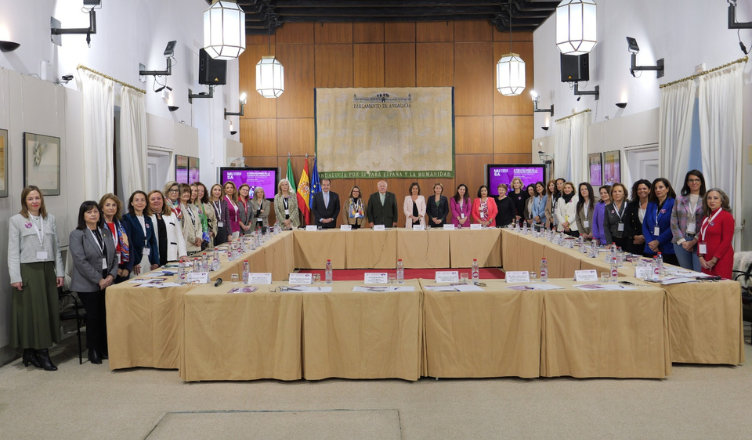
342;185;367;229
626;179;651;255
670;170;705;272
275;178;301;230
209;184;229;245
555;182;579;237
123;191;159;275
450;183;471;228
178;184;203;254
494;183;516;227
591;185;611;246
603;183;631;250
148;189;188;265
236;183;252;236
251;186;272;232
223;181;241;239
403;182;426;228
193;182;216;247
472;185;498;227
426;183;449;227
531;182;547;230
523;185;536;226
575;182;595;240
510;177;528;227
98;193;134;284
70;201;118;364
697;189;735;279
642;177;679;265
8;186;65;371
162;181;182;221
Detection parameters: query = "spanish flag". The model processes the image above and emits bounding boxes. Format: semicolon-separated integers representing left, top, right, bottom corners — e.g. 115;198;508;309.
296;158;310;224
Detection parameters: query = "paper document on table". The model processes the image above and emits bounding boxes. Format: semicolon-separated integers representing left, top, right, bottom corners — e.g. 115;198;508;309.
659;276;700;285
227;286;258;293
279;286;333;292
507;284;565;291
575;283;638;291
135;282;182;288
352;286;415;292
129;277;169;284
423;284;484;292
142;270;177;277
667;269;712;278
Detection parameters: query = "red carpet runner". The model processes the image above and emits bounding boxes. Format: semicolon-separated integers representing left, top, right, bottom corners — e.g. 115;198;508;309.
297;268;506;281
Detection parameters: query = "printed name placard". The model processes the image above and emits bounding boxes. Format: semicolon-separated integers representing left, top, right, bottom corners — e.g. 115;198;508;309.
470;224;482;230
289;273;312;284
443;224;455;230
248;273;272;284
364;273;389;284
412;224;425;231
305;225;318;231
574;270;598;282
340;225;352;231
505;271;531;283
435;271;459;283
635;267;653;279
186;272;210;284
373;225;386;231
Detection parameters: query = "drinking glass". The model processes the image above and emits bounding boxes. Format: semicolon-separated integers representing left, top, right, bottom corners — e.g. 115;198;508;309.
600;272;609;283
529;272;537;282
388;274;397;284
230;274;239;284
312;273;321;283
460;273;469;284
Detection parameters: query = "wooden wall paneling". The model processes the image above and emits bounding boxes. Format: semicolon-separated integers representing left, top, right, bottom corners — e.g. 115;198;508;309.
353;23;385;43
416;43;454;87
354;44;385;87
493;154;533;165
455;116;493;155
493;30;534;42
384;23;416;42
275;44;315;118
247;35;276;46
454;21;493;42
315;44;354;88
328;178;356;222
314;23;353;44
277;119;315;157
275;23;314;44
493;116;534;154
241;119;277;157
239;45;277;119
244;156;279;168
385;43;416;87
455;154;493;198
416;21;454;42
493;41;534;116
454;42;494;116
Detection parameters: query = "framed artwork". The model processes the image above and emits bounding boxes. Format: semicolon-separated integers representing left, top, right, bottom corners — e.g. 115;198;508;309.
588;153;602;186
603;150;621;185
23;132;61;196
188;157;200;183
175;154;189;184
0;128;7;197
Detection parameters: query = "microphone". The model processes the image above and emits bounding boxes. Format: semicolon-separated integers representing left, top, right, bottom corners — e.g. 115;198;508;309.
214;278;223;287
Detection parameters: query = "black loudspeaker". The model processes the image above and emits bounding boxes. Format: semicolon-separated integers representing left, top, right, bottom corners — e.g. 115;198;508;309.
199;48;227;85
560;53;589;82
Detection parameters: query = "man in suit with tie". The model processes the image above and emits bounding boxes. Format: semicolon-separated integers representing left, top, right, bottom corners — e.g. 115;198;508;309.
311;179;340;228
367;180;399;227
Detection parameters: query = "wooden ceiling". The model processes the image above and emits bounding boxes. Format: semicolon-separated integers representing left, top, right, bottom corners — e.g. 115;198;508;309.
205;0;558;35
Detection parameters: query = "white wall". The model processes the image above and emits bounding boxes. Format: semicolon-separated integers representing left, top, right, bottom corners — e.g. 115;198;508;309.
533;0;752;249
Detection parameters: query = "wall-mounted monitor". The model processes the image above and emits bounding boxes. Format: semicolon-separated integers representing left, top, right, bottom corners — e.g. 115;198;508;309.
486;164;546;196
603;150;621;185
188;157;200;183
175;154;189;184
220;167;278;199
588;153;602;186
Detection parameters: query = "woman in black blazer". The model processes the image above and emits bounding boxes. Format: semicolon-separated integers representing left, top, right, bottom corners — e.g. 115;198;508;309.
426;183;449;227
99;193;134;284
625;179;651;254
603;183;633;250
123;191;159;275
69;201;118;364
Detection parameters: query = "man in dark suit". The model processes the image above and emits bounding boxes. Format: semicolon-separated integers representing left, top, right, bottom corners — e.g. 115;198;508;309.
367;180;398;227
311;179;340;228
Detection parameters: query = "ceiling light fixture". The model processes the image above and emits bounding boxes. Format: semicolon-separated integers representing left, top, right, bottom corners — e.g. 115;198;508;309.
556;0;597;55
496;5;525;96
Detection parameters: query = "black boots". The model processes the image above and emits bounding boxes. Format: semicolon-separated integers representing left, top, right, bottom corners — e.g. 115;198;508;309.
36;349;58;371
89;349;102;364
22;349;42;368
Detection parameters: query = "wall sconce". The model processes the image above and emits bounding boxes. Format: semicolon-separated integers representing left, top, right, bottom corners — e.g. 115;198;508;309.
168;106;179;112
51;0;100;47
224;92;247;119
140;41;176;78
541;126;550;131
573;83;599;100
615;102;627;109
728;1;752;29
229;120;237;136
627;37;664;78
538;151;553;164
531;91;554;116
188;85;215;104
0;41;20;52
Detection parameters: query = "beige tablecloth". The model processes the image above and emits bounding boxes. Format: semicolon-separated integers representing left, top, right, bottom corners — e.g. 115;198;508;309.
345;229;397;269
293;230;347;269
397;229;451;268
448;228;502;268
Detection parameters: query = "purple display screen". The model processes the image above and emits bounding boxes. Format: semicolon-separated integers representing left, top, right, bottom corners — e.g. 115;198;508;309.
176;169;188;184
487;165;545;196
220;168;277;199
603;151;621;185
589;153;602;186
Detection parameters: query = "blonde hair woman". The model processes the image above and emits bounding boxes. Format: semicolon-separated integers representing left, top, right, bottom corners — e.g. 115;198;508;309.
274;178;300;229
250;186;271;231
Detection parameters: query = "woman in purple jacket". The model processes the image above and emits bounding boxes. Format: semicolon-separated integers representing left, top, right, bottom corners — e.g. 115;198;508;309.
450;184;471;228
591;185;611;245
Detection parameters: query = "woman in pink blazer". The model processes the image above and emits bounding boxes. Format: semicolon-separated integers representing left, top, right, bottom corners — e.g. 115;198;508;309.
472;185;499;227
403;182;427;227
450;183;472;228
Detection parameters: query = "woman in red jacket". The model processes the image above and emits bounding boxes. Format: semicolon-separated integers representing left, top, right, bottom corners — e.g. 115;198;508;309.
472;185;498;227
698;189;735;279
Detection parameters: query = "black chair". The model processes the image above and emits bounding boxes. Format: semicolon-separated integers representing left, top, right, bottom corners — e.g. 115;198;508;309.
733;259;752;345
58;287;86;364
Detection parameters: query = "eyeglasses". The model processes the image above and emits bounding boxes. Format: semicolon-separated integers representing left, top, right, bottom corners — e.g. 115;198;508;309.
688;179;701;183
169;188;179;193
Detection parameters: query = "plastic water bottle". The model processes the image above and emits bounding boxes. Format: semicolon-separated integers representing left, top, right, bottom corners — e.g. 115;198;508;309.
396;259;404;283
656;252;663;275
193;257;200;272
325;259;333;283
471;259;480;280
651;256;660;281
212;250;220;271
540;258;548;282
610;257;619;282
178;263;187;284
242;260;250;283
201;252;209;272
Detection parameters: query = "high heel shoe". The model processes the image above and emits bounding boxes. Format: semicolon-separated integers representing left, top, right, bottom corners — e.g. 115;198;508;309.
22;349;42;368
89;349;102;364
36;349;58;371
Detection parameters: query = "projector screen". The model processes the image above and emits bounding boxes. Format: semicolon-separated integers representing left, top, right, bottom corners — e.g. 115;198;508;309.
486;164;546;196
219;167;278;199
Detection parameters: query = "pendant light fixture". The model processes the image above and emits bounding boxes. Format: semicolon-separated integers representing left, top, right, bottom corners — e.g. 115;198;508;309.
556;0;597;55
496;4;525;96
203;0;246;60
256;32;284;98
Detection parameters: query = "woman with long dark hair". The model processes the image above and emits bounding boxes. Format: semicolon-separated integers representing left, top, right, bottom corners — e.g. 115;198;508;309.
670;170;706;271
555;182;579;237
98;193;133;284
642;177;679;265
123;190;159;275
450;184;471;228
575;182;595;240
626;179;651;254
591;185;611;245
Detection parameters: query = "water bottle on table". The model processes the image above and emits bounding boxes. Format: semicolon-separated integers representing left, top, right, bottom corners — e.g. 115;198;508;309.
325;259;333;283
471;259;480;280
396;259;404;283
242;260;250;284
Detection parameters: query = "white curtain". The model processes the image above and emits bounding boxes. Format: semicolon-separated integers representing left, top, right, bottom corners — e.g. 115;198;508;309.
658;80;696;191
698;62;744;248
78;69;114;200
554;117;571;181
553;111;589;183
120;87;148;196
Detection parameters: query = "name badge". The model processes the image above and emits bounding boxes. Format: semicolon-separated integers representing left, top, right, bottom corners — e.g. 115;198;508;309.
574;270;598;282
36;251;48;260
583;221;589;228
364;273;388;284
413;225;425;231
480;212;485;219
284;209;290;215
256;218;263;223
698;242;707;254
686;223;696;234
460;213;465;219
102;258;108;270
248;273;272;284
306;225;318;231
143;247;150;257
289;273;312;284
218;222;224;227
340;225;352;231
470;224;482;230
373;225;386;231
653;227;660;236
505;271;531;283
435;271;459;283
443;224;455;230
617;223;625;232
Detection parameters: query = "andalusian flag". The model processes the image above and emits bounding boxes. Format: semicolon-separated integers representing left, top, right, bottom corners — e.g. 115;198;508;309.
296;157;310;224
286;156;296;193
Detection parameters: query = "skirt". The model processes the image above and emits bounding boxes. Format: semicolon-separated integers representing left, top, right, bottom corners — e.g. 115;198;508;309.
11;262;61;349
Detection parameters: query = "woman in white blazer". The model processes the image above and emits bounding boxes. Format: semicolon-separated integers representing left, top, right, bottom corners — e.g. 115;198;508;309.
148;190;187;265
555;181;580;237
179;184;203;254
403;182;427;228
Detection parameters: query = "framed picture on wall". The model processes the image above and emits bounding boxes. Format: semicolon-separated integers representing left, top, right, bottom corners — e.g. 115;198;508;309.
603;150;621;185
175;154;189;184
23;132;61;196
0;128;8;198
588;153;602;186
188;157;200;183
